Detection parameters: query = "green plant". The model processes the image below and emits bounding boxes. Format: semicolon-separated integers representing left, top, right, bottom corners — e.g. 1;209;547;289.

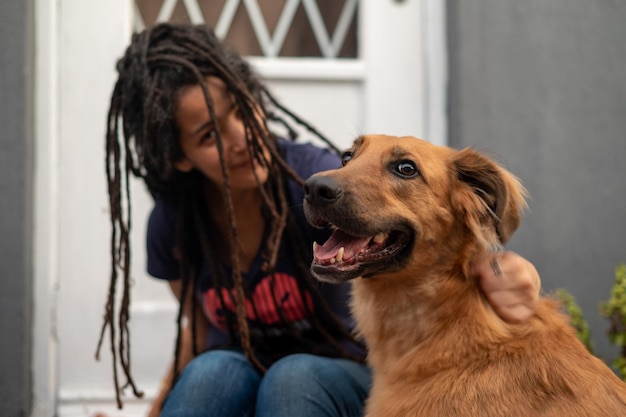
599;263;626;381
555;288;594;353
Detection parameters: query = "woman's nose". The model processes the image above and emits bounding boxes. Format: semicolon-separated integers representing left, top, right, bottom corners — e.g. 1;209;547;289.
224;116;246;152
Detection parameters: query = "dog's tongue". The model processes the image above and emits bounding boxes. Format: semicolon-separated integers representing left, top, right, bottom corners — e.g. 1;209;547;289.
314;229;371;261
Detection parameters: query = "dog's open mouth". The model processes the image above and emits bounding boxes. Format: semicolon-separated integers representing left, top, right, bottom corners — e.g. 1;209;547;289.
311;228;411;281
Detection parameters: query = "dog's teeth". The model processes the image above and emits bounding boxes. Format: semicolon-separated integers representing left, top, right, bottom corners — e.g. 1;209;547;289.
373;233;387;244
336;247;345;262
313;241;318;252
329;257;336;264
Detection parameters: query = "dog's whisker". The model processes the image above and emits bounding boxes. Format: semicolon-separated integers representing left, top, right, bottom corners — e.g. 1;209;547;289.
488;243;505;277
489;243;504;253
474;188;502;225
490;256;503;278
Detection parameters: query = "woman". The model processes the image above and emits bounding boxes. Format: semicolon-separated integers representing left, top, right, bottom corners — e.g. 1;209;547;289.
97;23;541;417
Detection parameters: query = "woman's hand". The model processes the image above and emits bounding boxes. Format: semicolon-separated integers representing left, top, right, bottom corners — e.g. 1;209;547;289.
472;251;541;323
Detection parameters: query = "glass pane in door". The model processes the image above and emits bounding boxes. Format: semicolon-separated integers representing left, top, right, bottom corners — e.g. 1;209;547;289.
135;0;358;58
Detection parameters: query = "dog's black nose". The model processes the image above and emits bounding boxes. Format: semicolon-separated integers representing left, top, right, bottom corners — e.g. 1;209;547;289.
304;175;342;206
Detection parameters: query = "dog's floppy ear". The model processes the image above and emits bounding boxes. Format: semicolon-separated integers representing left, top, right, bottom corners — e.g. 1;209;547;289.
451;148;527;245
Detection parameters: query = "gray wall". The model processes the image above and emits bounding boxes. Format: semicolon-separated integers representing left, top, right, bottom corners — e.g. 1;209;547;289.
447;0;626;362
0;0;34;415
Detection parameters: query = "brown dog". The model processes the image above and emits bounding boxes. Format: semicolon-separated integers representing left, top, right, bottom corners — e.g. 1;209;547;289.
303;134;626;417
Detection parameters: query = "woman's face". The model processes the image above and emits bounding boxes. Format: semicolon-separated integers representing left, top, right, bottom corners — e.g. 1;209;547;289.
175;76;270;192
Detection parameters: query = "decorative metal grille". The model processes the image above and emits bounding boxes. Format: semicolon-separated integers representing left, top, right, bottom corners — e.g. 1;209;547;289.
135;0;358;58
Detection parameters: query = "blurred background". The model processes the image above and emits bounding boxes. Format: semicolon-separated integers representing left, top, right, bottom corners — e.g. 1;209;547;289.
1;0;625;416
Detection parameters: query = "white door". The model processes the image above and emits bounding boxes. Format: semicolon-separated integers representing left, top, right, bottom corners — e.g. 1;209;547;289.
32;0;446;416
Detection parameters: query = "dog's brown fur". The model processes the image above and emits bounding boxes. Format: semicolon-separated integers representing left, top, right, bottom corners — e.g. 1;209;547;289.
303;135;626;417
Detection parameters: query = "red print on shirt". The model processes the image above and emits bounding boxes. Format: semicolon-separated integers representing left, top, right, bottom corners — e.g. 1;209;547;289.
202;273;314;331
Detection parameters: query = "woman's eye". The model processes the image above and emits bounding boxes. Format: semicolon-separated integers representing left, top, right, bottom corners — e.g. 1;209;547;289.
201;130;216;144
341;151;353;166
395;160;419;178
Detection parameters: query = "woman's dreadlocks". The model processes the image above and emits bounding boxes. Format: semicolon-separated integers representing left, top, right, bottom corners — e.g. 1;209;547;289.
96;23;364;409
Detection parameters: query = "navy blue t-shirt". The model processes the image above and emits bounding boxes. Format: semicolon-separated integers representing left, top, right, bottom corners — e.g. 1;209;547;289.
146;140;363;359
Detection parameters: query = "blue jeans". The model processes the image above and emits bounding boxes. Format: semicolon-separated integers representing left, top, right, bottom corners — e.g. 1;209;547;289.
160;350;371;417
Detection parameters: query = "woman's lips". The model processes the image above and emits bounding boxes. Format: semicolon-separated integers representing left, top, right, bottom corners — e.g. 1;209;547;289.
230;159;254;171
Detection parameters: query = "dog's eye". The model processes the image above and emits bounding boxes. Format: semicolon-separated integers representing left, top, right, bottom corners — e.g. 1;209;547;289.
394;160;419;178
341;151;354;166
